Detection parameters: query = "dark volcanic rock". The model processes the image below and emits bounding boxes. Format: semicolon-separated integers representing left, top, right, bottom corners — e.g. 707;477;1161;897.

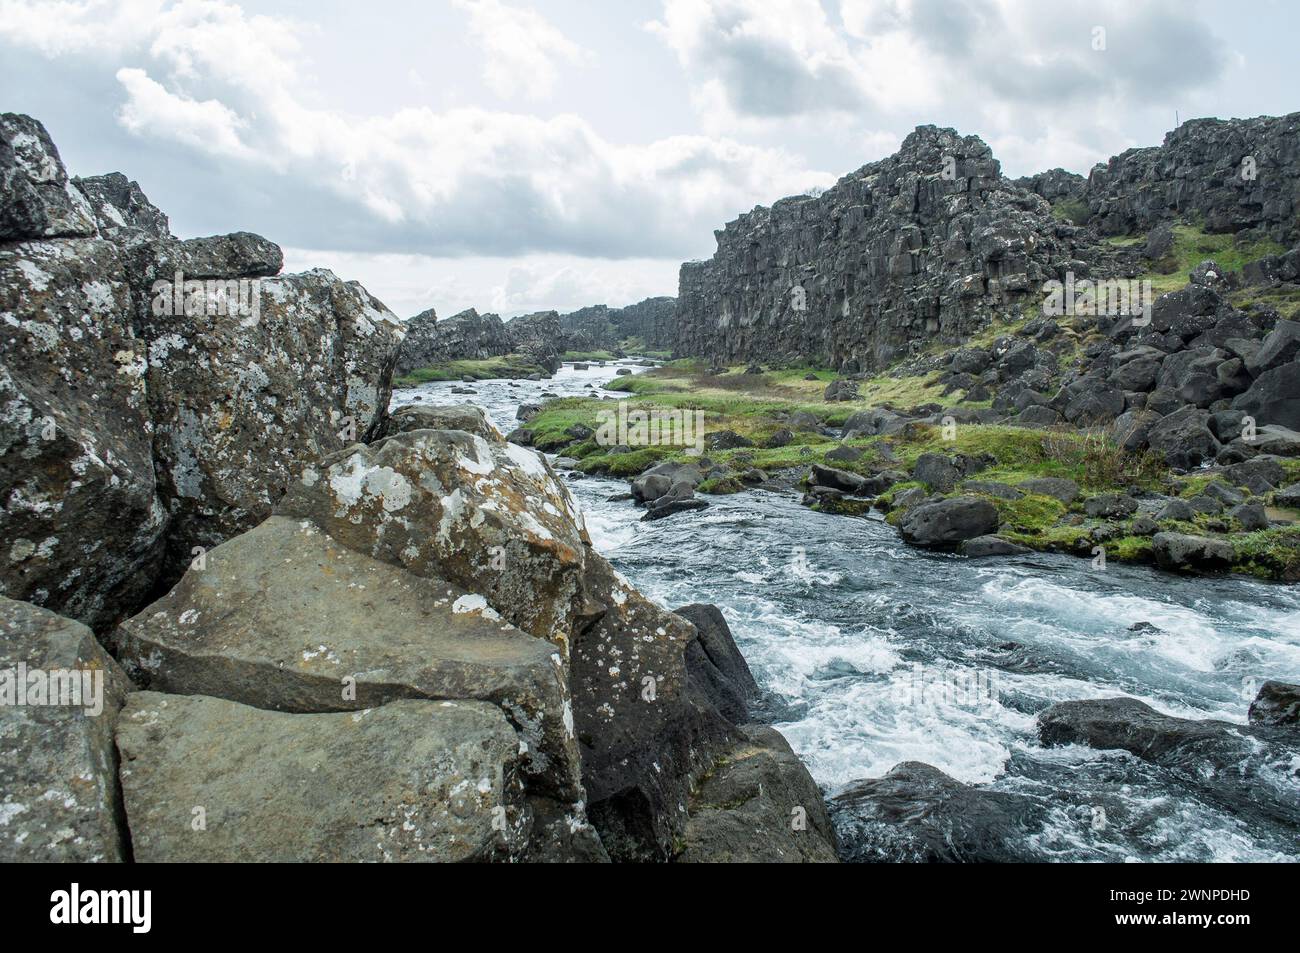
1233;362;1300;432
898;496;999;548
831;761;1045;863
0;597;132;861
676;125;1094;370
0;113;97;240
675;604;761;726
1249;681;1300;728
1084;112;1300;244
394;307;510;375
1038;697;1300;824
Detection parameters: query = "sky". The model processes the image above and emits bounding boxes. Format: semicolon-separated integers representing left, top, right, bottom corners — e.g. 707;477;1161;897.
2;0;1297;318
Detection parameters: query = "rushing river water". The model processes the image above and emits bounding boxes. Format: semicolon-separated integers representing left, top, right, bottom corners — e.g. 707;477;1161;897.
393;361;1300;862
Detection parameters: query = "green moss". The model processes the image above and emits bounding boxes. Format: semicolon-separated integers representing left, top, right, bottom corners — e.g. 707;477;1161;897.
987;493;1067;534
698;477;745;495
1231;526;1300;580
1110;535;1155;562
578;447;673;476
809;497;874;517
1052;199;1090;226
1141;223;1287;294
561;350;619;362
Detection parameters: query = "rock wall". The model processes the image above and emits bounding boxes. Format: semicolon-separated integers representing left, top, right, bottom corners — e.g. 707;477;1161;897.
0;114;402;627
673;126;1099;371
560;297;677;352
1084;112;1300;244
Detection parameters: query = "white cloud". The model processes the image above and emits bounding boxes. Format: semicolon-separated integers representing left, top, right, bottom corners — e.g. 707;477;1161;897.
0;0;831;260
281;248;683;319
453;0;591;101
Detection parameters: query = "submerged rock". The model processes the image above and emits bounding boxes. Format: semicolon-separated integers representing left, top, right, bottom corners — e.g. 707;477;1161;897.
1249;681;1300;729
831;761;1044;863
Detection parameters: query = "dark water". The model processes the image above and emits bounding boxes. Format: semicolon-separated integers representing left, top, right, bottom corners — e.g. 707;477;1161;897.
393;363;1300;862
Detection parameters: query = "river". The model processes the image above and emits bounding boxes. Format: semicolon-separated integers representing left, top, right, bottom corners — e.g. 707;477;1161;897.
392;360;1300;862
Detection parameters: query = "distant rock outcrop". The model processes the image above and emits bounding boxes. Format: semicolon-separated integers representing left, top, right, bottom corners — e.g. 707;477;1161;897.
673;126;1107;371
393;307;511;375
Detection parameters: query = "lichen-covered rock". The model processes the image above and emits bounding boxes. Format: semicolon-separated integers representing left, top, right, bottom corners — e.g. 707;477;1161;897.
117;693;531;862
677;726;839;863
279;430;589;647
142;267;403;573
73;172;171;244
0;237;166;626
506;310;563;373
279;430;741;860
0;597;131;862
0;113;96;240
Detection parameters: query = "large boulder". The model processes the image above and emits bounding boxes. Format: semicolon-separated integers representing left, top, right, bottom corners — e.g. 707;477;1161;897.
117;693;531;862
278;431;588;645
380;403;503;441
1246;319;1300;375
0;236;166;627
1233;362;1300;432
1038;697;1299;825
898;496;999;548
831;761;1044;863
112;515;586;805
1146;406;1221;469
274;431;742;860
1151;532;1235;571
72;172;170;244
0;113;97;240
0;597;131;862
1249;681;1300;729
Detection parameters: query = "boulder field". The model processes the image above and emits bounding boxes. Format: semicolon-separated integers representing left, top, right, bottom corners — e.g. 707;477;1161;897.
0;114;837;864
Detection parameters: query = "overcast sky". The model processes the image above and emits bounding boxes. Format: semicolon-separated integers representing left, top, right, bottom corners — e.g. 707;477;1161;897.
3;0;1296;317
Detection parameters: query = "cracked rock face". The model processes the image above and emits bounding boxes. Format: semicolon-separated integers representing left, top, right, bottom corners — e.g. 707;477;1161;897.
675;125;1095;372
112;514;587;804
0;597;132;862
1085;112;1300;244
394;307;511;375
116;693;531;862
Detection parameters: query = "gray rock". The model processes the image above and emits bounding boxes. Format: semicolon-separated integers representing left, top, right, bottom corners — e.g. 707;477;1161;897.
1146;406;1221;469
809;464;870;495
1156;498;1195;522
675;604;760;725
831;761;1044;863
1246;318;1300;375
0;597;131;862
0;236;165;627
1233;362;1300;432
1018;477;1080;503
394;308;510;376
677;725;839;863
117;693;531;862
380;404;503;441
1151;532;1235;571
961;481;1024;500
112;515;586;802
960;536;1031;557
898;496;1000;548
1085;493;1138;518
1229;503;1270;531
912;452;961;492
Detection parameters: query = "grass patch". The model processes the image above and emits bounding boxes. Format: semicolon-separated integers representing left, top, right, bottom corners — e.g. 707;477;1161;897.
561;350;619;362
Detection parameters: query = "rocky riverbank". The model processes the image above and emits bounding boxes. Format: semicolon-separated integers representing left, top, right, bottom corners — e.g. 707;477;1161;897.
0;114;837;863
